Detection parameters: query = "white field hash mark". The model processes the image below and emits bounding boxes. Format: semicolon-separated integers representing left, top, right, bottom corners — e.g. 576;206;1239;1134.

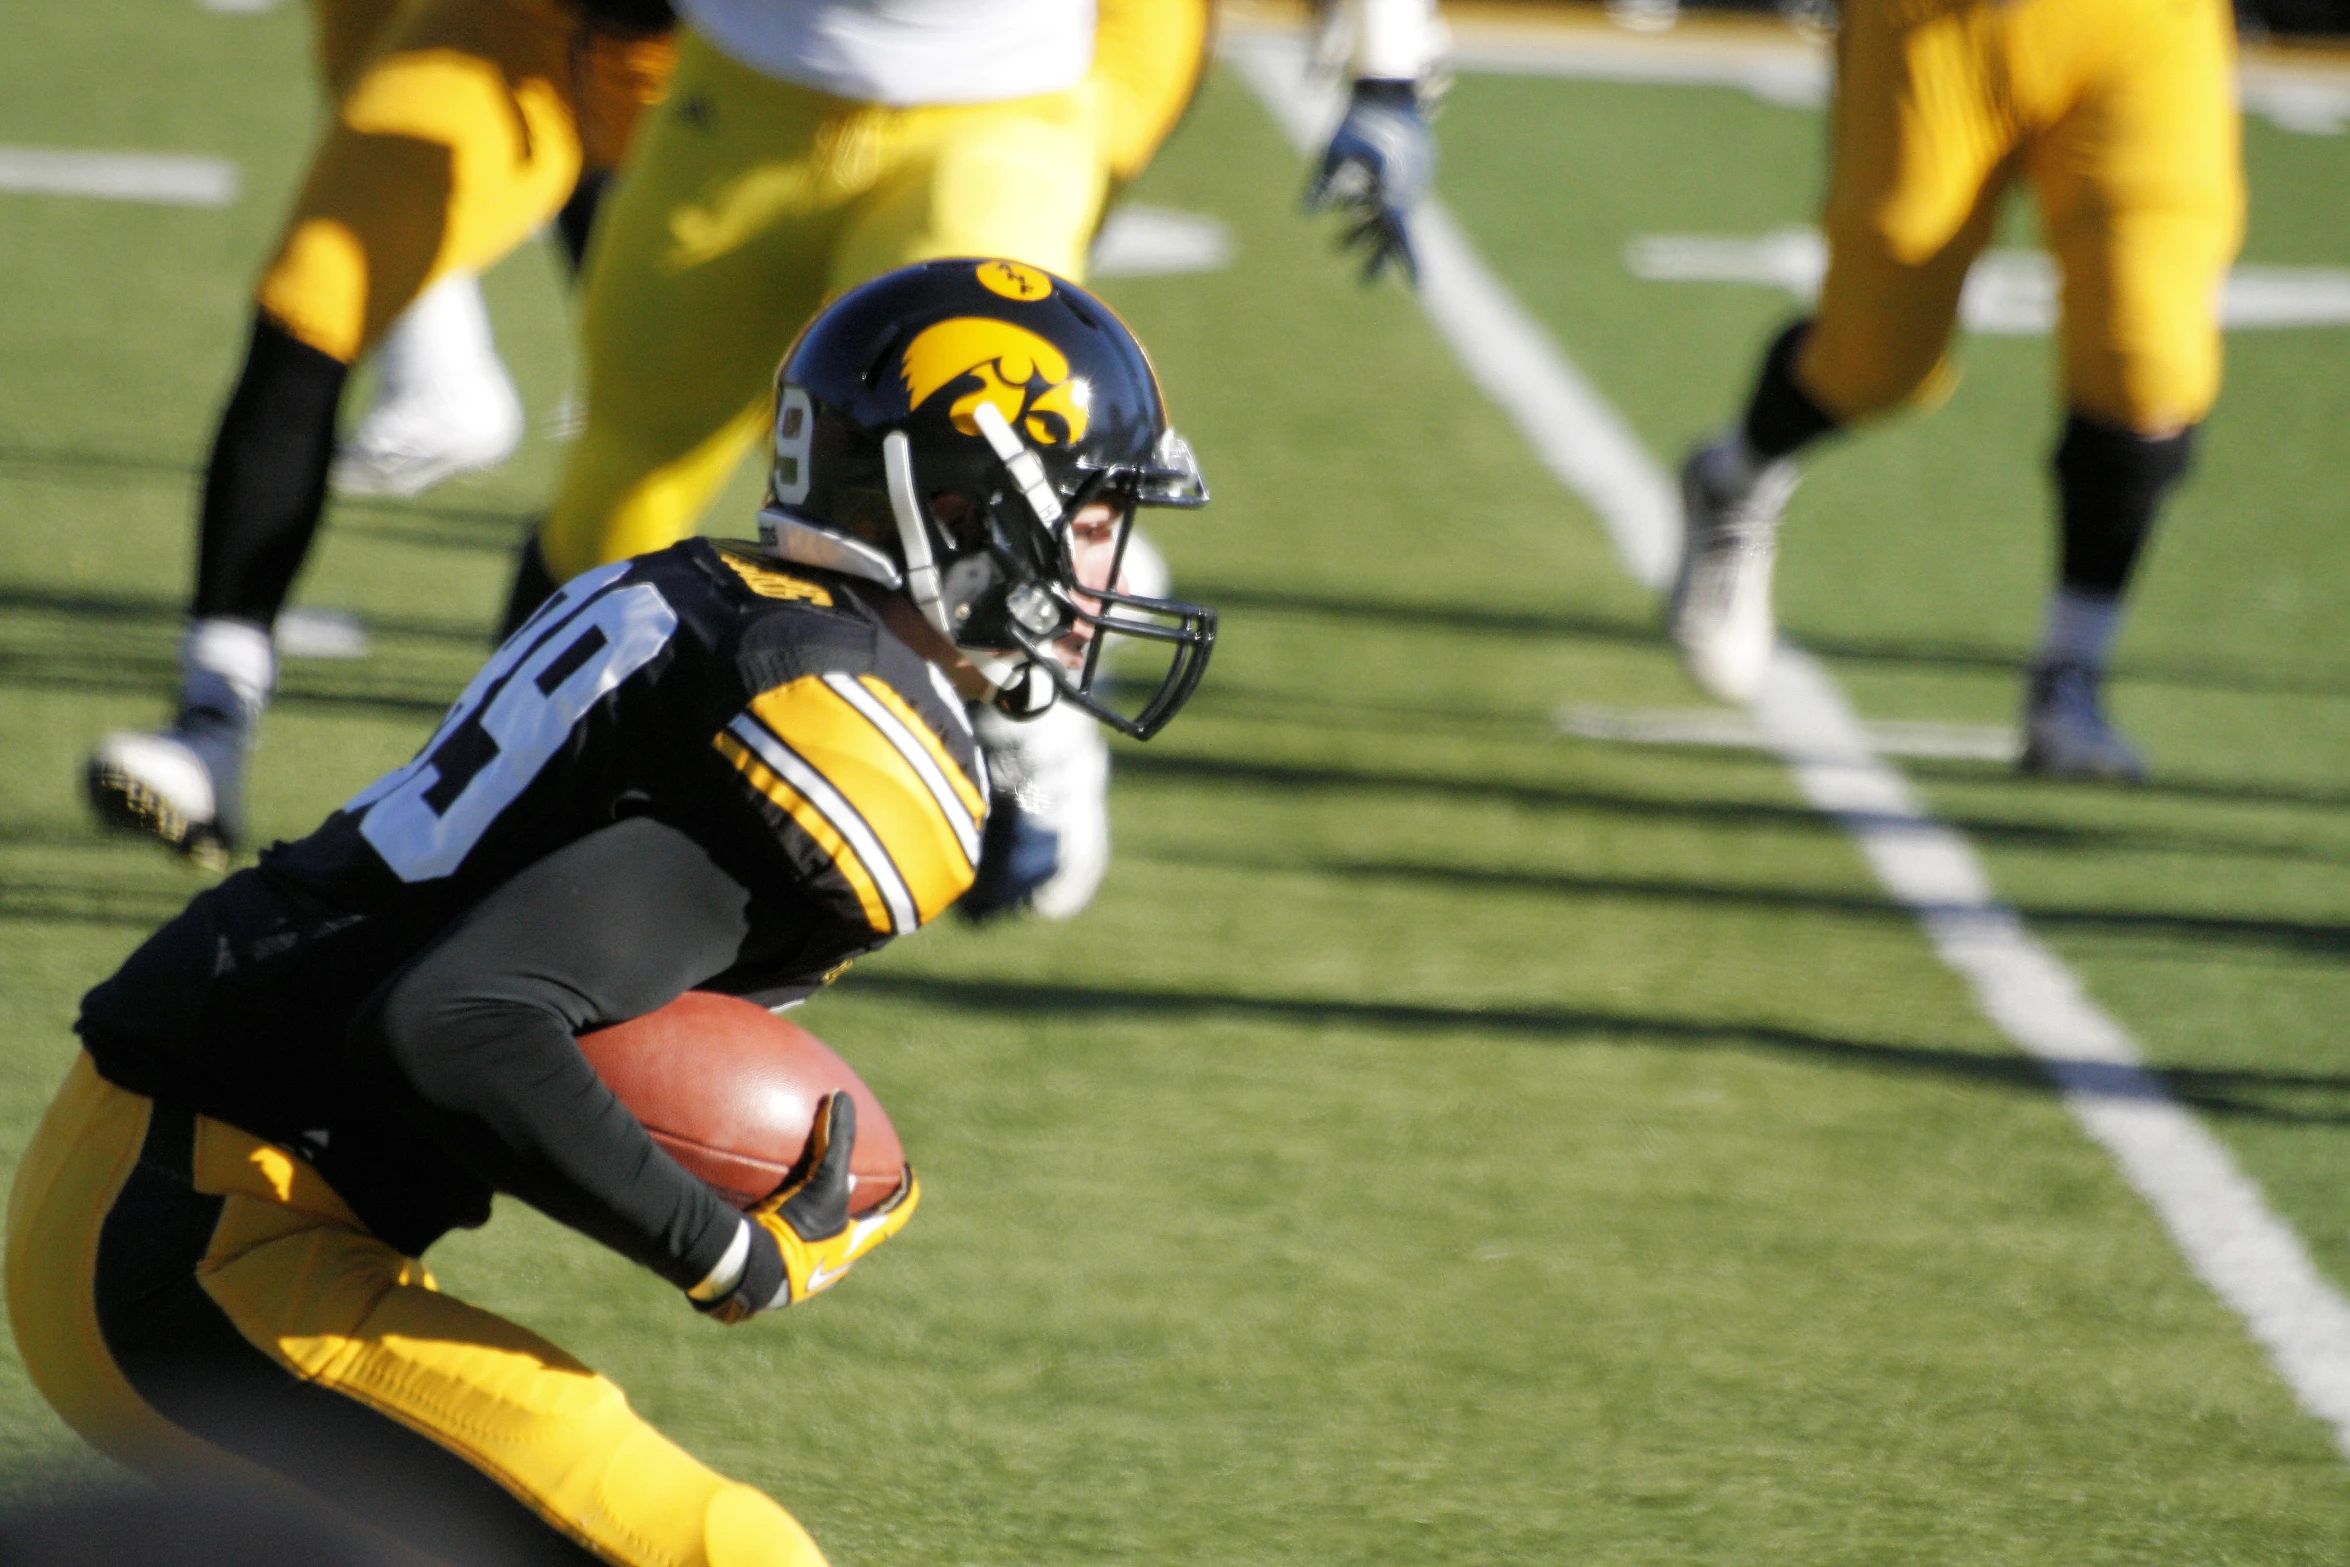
1225;27;2350;1458
0;147;237;207
1627;227;2350;336
1090;205;1235;278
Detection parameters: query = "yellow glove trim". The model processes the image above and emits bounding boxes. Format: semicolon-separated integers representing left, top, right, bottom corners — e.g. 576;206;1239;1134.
753;1168;921;1305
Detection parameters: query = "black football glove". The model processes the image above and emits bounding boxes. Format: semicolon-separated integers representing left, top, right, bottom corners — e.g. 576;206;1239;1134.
693;1093;919;1324
1304;78;1434;286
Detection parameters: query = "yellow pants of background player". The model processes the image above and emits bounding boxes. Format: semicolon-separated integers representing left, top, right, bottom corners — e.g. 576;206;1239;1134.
7;1055;823;1567
539;31;1111;580
1095;0;1212;190
261;0;673;365
1798;0;2243;434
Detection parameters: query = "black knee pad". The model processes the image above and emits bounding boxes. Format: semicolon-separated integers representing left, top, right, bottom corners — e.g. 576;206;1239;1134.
2053;412;2195;597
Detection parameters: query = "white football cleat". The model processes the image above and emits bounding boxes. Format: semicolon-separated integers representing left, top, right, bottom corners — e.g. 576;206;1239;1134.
1669;439;1797;704
333;272;524;498
2020;661;2146;782
966;699;1111;921
85;711;247;870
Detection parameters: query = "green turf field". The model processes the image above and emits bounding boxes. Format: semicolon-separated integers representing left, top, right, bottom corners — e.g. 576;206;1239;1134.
5;5;2350;1560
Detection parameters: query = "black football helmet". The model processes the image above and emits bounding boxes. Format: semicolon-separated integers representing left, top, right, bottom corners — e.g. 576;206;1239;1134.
755;257;1215;740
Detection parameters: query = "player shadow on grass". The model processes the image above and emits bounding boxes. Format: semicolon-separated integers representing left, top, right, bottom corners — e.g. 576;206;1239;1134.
1198;581;2350;704
0;643;461;720
849;972;2350;1128
0;584;499;647
0;874;205;928
0;444;528;553
0;584;487;718
1191;581;1657;649
1163;852;2350;966
1117;750;2350;866
1898;755;2350;816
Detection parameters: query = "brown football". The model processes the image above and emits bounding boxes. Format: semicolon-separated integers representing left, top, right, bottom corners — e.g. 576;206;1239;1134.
577;992;905;1214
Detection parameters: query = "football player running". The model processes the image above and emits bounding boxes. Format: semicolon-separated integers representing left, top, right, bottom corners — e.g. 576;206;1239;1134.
85;0;678;869
1669;0;2242;780
309;0;531;498
508;0;1211;923
10;262;1215;1567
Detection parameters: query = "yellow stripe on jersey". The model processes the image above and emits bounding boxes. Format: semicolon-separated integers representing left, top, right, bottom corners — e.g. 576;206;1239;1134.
816;673;982;870
714;730;895;933
853;675;986;820
715;547;834;606
732;676;981;929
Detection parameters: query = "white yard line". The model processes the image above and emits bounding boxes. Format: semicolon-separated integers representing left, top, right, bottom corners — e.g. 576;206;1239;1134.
1228;28;2350;1458
0;147;237;207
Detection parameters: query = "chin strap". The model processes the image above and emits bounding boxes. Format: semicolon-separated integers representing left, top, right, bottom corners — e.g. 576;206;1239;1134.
881;428;1044;706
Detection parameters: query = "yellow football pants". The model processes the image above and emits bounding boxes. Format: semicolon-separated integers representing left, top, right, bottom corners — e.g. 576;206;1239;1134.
538;33;1111;581
1798;0;2243;434
8;1054;824;1567
261;0;674;366
1096;0;1213;189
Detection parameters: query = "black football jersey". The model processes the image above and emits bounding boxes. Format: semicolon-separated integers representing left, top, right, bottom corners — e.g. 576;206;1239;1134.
78;540;985;1257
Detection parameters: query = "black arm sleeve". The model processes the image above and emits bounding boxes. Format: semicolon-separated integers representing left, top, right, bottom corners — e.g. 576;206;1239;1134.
348;817;754;1291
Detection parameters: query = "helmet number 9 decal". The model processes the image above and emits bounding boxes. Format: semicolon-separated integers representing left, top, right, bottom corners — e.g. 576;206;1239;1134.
346;566;679;882
772;386;815;507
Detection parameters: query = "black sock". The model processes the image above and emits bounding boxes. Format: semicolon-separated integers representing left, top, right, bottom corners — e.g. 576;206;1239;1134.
554;170;611;280
498;535;559;642
193;315;350;624
2053;411;2195;596
1740;320;1839;462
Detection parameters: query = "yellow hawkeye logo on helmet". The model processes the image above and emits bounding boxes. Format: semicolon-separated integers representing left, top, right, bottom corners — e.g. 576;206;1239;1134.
900;318;1091;447
974;260;1053;301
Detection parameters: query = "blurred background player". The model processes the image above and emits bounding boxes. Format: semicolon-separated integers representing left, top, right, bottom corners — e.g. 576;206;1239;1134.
313;0;524;499
507;0;1213;921
11;261;1212;1567
1303;0;1444;284
85;0;677;867
1668;0;2242;780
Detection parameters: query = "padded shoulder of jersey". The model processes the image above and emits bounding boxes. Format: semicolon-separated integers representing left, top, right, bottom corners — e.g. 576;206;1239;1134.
688;542;988;937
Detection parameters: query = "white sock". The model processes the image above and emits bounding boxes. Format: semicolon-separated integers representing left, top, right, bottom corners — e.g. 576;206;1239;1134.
373;271;499;400
2035;587;2124;672
181;617;276;724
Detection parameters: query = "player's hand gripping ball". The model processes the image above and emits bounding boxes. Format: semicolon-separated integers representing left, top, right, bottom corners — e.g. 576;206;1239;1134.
741;1090;919;1314
580;993;919;1320
577;991;907;1212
